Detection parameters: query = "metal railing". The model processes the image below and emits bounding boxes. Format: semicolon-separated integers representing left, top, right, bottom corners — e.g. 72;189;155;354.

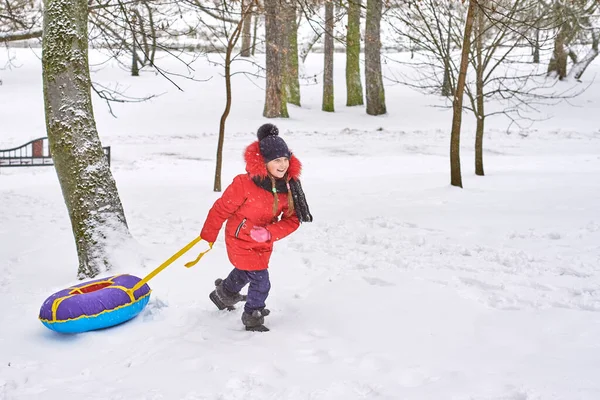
0;137;111;168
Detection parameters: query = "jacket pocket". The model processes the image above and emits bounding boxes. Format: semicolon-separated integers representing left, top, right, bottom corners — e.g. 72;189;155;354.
235;218;247;238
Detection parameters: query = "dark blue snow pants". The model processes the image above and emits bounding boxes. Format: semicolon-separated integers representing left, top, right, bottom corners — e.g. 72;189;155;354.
222;268;271;314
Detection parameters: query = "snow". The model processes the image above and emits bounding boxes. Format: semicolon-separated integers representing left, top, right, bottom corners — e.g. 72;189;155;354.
1;47;600;399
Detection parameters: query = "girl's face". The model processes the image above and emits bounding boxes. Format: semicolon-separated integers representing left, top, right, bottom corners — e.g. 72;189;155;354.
266;157;290;179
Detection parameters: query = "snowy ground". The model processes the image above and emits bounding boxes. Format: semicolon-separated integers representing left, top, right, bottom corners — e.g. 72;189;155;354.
1;48;600;399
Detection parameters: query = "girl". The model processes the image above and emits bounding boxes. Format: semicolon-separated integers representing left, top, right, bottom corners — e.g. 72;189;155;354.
200;123;313;332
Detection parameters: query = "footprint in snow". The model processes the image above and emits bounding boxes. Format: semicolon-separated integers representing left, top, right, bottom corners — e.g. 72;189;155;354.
293;329;330;343
296;348;333;364
142;297;168;321
363;276;396;287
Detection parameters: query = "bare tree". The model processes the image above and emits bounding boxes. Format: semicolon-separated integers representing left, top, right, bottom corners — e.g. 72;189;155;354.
387;0;462;97
214;1;257;191
42;0;130;278
0;0;43;43
388;0;587;181
2;0;195;103
465;0;588;174
365;0;386;115
88;0;191;79
449;0;476;188
544;0;599;80
442;2;455;97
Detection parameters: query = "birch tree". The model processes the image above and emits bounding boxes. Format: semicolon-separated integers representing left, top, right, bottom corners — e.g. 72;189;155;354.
42;0;130;278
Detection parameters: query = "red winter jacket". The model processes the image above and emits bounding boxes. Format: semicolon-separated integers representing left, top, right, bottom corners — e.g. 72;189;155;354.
200;141;301;270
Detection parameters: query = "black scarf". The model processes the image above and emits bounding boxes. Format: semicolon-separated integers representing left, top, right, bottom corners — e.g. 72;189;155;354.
252;175;313;223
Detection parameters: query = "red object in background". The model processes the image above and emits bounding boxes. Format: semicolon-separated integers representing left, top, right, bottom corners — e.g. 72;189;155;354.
32;139;44;158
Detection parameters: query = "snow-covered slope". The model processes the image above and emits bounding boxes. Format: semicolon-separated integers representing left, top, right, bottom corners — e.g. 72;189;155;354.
1;49;599;399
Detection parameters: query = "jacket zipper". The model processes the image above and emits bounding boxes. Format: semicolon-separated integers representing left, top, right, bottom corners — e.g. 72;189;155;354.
235;218;247;238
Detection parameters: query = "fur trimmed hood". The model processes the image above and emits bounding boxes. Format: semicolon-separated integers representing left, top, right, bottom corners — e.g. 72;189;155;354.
244;141;302;180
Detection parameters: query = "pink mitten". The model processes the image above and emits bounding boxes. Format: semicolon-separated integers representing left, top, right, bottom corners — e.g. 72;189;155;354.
250;226;271;243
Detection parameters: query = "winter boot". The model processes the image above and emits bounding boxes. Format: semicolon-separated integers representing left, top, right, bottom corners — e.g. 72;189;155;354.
241;309;270;332
209;279;246;311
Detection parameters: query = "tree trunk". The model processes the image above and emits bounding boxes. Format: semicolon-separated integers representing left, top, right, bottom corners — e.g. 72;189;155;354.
548;28;568;79
475;1;485;177
322;1;335;112
532;2;540;64
240;0;253;57
263;0;289;118
284;0;301;106
533;26;540;64
449;0;476;188
132;8;150;67
252;12;259;56
42;0;130;278
475;108;485;176
441;7;453;97
569;30;599;80
365;0;386;115
215;11;246;192
143;0;157;65
131;31;140;76
346;0;364;106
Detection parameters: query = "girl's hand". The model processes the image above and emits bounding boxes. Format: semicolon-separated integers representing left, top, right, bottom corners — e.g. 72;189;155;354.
250;226;271;243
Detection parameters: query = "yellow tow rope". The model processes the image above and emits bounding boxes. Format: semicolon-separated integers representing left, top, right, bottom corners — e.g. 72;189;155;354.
131;236;213;292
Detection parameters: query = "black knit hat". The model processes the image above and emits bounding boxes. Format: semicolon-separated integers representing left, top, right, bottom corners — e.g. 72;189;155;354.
257;123;291;163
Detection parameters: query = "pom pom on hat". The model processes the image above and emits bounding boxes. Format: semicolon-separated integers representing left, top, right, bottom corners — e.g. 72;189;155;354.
257;123;279;141
257;123;290;163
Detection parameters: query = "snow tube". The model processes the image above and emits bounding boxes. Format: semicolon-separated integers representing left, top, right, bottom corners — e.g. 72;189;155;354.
39;274;151;333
